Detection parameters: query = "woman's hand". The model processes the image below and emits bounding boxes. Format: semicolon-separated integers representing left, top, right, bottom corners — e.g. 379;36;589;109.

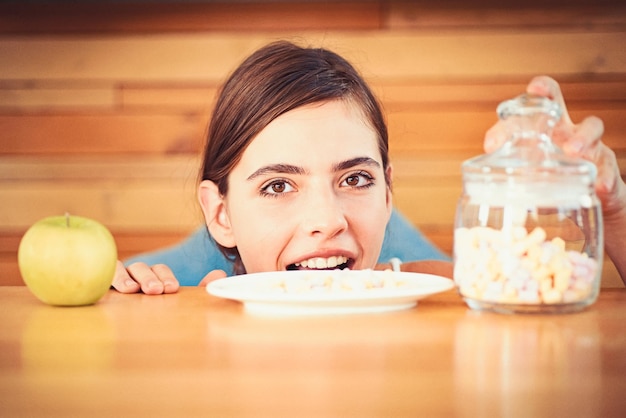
112;261;180;294
484;75;626;219
485;76;626;283
198;269;228;287
111;261;227;294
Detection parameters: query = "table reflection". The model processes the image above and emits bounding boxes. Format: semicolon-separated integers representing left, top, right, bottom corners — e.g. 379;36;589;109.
204;308;457;416
454;310;601;417
1;287;624;417
21;305;117;373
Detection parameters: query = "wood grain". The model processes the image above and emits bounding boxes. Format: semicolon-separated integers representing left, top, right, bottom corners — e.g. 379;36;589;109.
1;32;624;82
1;286;626;417
1;0;624;287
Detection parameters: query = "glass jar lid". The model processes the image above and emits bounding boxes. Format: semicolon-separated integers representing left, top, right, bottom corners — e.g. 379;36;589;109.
463;94;596;179
462;94;597;207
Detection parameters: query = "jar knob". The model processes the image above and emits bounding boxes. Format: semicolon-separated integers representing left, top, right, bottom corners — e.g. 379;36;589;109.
496;94;562;142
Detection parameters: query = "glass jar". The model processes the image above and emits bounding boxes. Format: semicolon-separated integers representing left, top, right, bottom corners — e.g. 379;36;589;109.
453;94;603;314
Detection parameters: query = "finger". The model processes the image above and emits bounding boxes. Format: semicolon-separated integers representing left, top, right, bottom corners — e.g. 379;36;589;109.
526;75;574;126
150;264;180;294
561;115;604;157
526;75;560;100
199;269;228;287
594;143;620;197
126;262;166;295
484;123;508;153
484;76;568;153
111;260;142;294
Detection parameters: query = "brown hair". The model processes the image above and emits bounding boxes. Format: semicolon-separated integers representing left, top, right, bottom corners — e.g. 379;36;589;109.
200;40;390;272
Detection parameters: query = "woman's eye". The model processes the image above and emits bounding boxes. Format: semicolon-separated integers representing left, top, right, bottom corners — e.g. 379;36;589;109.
261;180;294;196
342;172;374;188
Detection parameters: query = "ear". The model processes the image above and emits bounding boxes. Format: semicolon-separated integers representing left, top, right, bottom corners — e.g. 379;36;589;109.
198;180;236;248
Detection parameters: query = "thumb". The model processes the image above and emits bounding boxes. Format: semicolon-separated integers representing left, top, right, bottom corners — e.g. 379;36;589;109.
198;269;228;287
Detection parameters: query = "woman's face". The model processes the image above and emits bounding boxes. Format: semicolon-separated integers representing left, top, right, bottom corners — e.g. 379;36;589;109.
214;100;392;273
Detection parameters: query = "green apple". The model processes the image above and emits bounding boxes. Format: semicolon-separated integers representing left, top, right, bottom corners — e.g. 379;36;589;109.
18;214;118;306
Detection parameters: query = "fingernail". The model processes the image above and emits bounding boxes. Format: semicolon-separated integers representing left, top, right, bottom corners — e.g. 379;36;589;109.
602;177;615;193
530;76;549;94
147;280;161;289
485;135;495;149
125;279;138;288
537;78;549;91
564;140;583;154
486;134;506;151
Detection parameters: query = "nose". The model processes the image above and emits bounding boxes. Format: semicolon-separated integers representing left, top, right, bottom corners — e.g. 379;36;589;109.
299;187;348;238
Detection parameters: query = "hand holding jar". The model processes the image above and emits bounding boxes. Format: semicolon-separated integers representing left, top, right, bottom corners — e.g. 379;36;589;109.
455;76;626;313
485;78;626;289
485;77;625;218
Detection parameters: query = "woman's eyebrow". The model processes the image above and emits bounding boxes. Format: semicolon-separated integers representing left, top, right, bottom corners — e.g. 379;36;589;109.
246;164;306;181
246;157;380;181
333;157;381;172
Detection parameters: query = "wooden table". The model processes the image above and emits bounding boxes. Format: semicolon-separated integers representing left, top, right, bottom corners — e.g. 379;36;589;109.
1;285;625;417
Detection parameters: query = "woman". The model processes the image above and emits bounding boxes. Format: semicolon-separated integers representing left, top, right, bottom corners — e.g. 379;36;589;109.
113;41;626;294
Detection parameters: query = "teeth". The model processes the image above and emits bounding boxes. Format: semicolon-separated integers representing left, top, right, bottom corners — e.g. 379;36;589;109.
295;255;348;269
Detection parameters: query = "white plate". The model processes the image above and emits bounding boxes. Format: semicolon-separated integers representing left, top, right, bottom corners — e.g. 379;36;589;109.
206;269;454;316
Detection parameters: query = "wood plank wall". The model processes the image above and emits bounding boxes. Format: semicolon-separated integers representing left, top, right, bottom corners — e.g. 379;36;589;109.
1;0;625;286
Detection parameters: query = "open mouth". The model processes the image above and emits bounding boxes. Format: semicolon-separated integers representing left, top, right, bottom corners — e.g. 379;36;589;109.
286;255;353;271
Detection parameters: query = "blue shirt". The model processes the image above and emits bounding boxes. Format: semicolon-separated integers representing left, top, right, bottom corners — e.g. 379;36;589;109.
125;208;449;286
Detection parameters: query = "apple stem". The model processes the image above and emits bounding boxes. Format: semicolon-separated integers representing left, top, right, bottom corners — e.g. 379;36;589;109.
65;212;70;228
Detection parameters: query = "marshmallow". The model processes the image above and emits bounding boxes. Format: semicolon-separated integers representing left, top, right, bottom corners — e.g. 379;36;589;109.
454;226;598;306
